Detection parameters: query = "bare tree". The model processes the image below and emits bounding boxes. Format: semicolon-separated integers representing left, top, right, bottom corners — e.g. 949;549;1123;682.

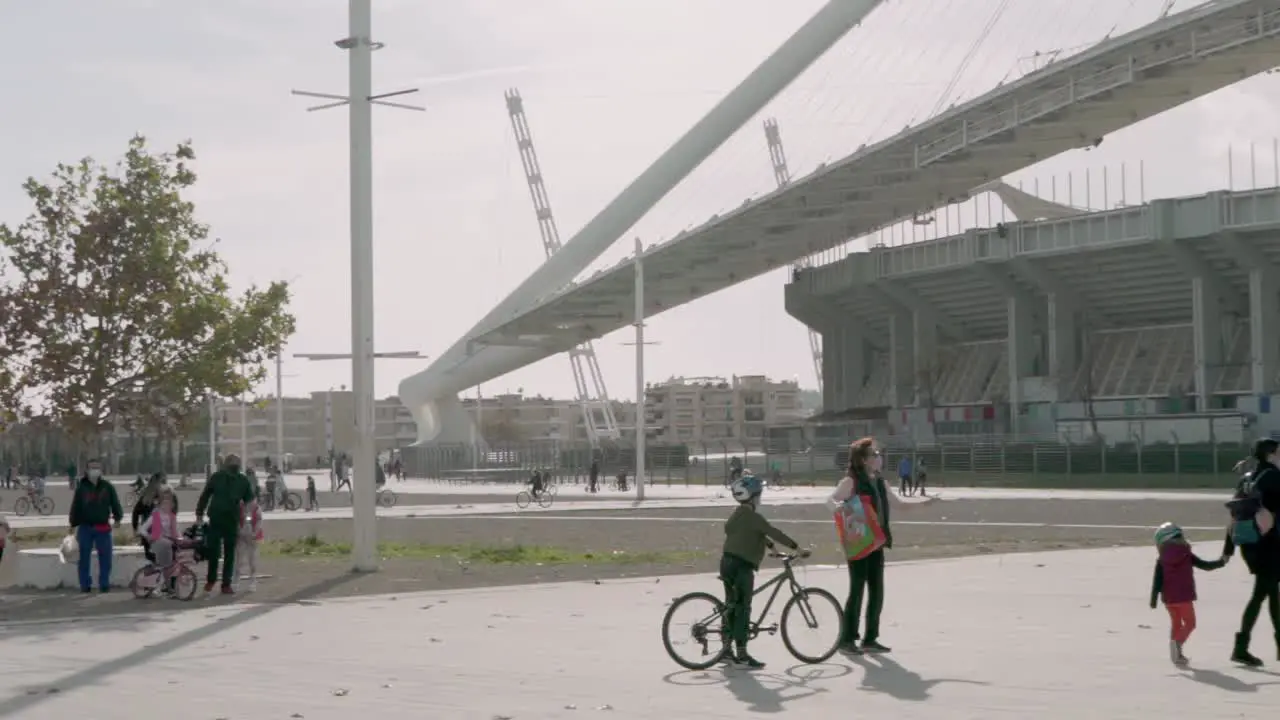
1078;331;1101;441
916;349;957;434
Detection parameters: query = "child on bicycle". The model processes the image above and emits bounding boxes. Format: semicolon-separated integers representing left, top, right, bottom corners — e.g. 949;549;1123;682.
139;487;180;597
237;496;264;592
722;470;807;670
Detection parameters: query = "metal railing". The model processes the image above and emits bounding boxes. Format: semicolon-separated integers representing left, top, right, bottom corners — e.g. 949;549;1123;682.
401;434;1253;488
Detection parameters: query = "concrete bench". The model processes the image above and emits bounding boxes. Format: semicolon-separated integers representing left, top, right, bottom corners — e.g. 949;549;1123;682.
13;546;148;590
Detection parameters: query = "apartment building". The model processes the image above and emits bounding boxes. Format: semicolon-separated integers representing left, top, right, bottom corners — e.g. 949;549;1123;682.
214;390;417;467
461;393;640;443
644;375;805;444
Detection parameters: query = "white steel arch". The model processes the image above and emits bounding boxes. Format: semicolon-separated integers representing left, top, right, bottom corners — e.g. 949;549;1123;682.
504;89;621;447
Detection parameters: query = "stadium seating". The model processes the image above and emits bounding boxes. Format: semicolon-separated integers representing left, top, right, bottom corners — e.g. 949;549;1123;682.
844;321;1254;408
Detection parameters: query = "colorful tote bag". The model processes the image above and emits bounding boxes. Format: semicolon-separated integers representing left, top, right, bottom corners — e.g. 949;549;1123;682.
834;494;887;561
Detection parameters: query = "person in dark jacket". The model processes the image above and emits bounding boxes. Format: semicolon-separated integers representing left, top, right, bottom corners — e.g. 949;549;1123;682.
68;459;124;593
1222;438;1280;666
829;438;899;655
195;454;254;595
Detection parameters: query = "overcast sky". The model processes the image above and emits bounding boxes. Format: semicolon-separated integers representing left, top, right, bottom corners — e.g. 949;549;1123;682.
2;0;1277;403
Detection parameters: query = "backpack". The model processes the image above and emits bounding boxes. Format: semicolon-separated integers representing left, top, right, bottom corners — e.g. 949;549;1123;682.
1227;470;1276;545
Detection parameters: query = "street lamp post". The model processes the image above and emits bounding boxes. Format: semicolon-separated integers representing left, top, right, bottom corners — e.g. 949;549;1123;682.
290;0;423;573
295;350;426;571
622;238;659;502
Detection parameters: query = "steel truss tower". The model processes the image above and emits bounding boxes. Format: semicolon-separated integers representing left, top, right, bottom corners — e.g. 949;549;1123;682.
763;118;823;392
505;89;621;447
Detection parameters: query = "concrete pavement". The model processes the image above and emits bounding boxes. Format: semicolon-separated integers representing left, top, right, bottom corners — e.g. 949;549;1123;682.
0;545;1272;718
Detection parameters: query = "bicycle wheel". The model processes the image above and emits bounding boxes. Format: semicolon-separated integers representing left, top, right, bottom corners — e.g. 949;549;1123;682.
284;492;302;511
174;565;199;601
516;491;532;509
780;587;843;664
13;497;29;516
36;496;54;515
662;591;730;670
378;490;397;508
130;566;158;599
535;491;554;508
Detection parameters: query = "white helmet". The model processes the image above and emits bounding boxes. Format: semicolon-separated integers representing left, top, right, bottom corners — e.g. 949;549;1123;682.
730;471;763;503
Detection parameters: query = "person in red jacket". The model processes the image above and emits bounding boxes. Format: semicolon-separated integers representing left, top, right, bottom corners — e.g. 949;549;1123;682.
1150;522;1226;667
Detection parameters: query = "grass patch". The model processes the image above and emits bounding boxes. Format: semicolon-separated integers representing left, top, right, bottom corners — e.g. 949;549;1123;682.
9;528;136;547
263;532;705;566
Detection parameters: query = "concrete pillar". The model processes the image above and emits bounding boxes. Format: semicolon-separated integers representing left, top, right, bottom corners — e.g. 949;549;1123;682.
839;327;867;408
1191;276;1223;410
912;311;937;403
1250;267;1279;395
821;324;866;412
888;313;914;408
820;327;842;412
1047;293;1078;386
1007;296;1036;427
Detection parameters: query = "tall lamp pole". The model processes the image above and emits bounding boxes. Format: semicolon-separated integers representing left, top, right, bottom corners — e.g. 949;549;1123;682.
294;350;426;571
290;0;424;573
622;238;659;501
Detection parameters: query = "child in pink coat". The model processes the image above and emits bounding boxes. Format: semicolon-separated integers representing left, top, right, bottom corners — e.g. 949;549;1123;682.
139;488;180;594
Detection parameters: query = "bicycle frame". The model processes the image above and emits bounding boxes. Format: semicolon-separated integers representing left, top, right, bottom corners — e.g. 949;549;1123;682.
740;560;807;638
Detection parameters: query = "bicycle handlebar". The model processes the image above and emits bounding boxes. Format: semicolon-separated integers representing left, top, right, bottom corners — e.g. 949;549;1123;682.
768;547;813;562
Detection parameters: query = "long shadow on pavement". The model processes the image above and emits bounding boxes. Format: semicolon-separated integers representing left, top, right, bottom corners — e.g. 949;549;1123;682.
848;654;989;701
663;663;850;713
0;571;362;718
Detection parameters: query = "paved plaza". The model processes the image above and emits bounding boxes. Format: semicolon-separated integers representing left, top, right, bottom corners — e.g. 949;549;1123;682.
0;545;1274;718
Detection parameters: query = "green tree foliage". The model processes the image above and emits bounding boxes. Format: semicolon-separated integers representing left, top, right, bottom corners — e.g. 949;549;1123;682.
0;135;295;446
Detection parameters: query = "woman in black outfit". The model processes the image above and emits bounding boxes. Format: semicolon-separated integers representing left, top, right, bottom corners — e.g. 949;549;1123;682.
830;437;894;655
1222;438;1280;667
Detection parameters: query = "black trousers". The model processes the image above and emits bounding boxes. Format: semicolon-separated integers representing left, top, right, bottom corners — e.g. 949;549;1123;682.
720;554;756;649
205;522;238;587
1240;571;1280;641
843;549;885;644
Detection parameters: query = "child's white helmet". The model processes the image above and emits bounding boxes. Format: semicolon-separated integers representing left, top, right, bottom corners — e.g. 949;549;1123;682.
730;471;763;503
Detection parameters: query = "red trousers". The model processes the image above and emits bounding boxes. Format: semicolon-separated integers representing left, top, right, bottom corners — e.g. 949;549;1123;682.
1166;601;1196;644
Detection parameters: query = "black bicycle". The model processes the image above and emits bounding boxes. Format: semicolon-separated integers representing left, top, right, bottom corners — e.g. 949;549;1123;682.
661;550;842;670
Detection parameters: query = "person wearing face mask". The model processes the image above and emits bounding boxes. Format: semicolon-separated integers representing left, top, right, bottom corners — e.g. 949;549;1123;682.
1222;438;1280;666
195;454;255;595
68;459;124;593
829;437;897;655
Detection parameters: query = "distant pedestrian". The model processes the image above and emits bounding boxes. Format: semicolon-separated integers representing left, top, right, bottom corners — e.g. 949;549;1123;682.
588;459;600;494
897;455;913;496
306;475;319;511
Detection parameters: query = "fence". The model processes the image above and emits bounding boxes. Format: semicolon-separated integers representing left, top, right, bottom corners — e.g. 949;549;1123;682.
401;435;1257;489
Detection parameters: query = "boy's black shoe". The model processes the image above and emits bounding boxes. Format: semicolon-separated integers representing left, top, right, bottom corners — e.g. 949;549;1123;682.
1232;632;1263;667
731;651;765;670
837;641;863;656
862;640;891;653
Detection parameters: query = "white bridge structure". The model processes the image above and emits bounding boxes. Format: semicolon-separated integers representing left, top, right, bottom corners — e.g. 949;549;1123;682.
399;0;1280;446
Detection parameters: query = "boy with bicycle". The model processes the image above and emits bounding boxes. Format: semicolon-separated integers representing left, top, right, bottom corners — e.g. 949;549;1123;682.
722;470;807;669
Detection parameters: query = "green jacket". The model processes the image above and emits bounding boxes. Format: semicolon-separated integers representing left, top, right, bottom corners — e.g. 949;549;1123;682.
722;504;798;569
196;470;254;526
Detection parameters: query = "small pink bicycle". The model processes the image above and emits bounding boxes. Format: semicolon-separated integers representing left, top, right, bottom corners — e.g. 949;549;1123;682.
129;540;200;601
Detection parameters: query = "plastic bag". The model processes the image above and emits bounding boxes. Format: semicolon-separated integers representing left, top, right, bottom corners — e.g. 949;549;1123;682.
59;533;78;564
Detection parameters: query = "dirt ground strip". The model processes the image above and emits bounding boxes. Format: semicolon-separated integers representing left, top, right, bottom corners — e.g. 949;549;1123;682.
0;496;1234;626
